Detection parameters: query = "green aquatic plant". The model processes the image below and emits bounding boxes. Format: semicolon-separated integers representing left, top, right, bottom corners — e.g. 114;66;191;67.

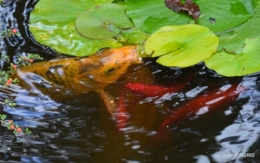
125;0;254;33
195;0;255;33
1;27;21;38
125;0;193;33
75;3;134;40
0;51;42;135
144;24;219;67
205;37;260;76
217;1;260;54
0;53;43;86
0;100;31;135
0;114;31;135
29;0;122;57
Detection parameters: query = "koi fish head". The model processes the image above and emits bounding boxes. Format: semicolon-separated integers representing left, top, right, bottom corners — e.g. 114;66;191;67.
75;46;142;89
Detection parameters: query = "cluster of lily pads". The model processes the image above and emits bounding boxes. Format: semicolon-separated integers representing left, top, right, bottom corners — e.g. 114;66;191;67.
30;0;260;77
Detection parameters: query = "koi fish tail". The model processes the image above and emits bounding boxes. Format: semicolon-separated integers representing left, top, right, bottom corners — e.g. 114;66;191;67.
151;127;173;146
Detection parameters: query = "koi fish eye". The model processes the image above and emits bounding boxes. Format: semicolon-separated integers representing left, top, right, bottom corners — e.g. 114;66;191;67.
105;67;116;75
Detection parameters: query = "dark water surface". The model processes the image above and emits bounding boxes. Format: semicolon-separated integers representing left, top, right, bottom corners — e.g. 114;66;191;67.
0;0;260;163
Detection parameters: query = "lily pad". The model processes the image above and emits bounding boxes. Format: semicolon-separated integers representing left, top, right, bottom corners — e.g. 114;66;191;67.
125;0;254;34
205;37;260;77
75;3;134;40
125;0;193;33
29;0;122;56
195;0;255;33
30;0;114;24
144;24;219;67
29;22;121;57
217;1;260;54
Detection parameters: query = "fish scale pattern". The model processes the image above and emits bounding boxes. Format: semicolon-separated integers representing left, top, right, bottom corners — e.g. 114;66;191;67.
15;58;80;94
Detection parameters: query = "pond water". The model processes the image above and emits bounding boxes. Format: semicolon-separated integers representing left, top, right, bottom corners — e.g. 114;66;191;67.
0;0;260;163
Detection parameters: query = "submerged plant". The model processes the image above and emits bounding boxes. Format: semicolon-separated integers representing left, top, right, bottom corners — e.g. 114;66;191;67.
0;53;42;135
0;53;43;85
1;27;21;39
0;114;31;135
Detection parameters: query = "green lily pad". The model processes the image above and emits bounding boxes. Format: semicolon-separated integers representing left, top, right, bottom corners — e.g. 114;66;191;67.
217;1;260;54
125;0;254;34
30;0;94;24
30;22;121;57
75;3;134;40
144;24;219;67
29;0;123;57
205;37;260;77
195;0;255;33
125;0;193;33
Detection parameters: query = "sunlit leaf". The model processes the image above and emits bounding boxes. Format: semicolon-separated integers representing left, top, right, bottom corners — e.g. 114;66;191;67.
205;37;260;76
75;3;134;40
30;0;91;24
30;21;121;56
144;24;219;67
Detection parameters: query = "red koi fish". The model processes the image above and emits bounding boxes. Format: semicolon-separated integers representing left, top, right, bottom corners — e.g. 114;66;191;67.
114;92;129;133
152;84;246;146
124;75;194;97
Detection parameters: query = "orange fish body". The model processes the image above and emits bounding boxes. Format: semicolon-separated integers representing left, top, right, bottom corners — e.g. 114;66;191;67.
13;46;141;114
124;83;178;97
124;75;193;97
152;84;245;146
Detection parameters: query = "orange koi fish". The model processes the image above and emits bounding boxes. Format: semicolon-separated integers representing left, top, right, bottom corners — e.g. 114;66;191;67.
13;46;142;115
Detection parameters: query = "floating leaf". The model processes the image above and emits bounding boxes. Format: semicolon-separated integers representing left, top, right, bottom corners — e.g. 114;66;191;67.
196;0;255;32
125;0;193;33
75;3;134;40
29;0;122;57
144;24;219;67
217;1;260;54
125;0;254;34
30;0;94;23
205;37;260;77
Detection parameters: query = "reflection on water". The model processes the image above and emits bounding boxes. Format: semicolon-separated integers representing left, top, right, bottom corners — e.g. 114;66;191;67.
0;0;260;163
210;79;260;163
2;61;258;163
